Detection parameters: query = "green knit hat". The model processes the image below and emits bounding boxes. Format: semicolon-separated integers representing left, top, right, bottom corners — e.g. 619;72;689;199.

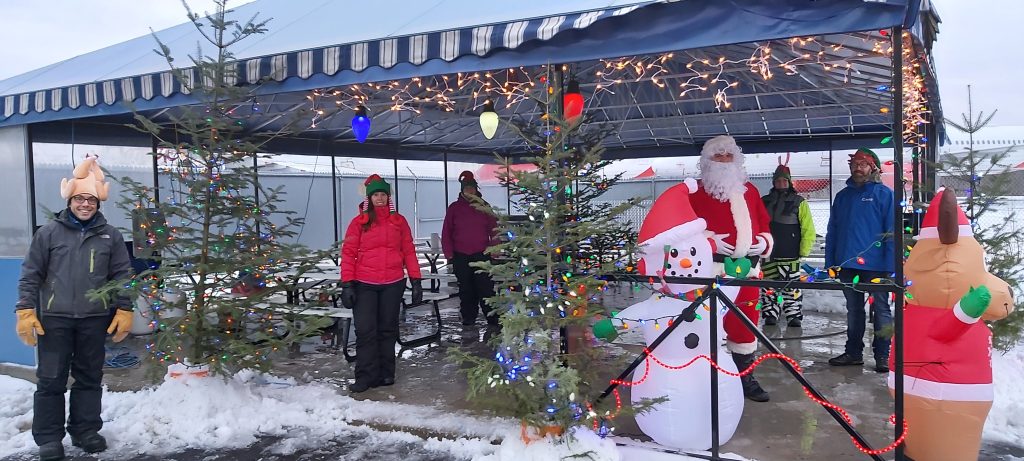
772;164;792;181
850;148;881;169
364;174;391;196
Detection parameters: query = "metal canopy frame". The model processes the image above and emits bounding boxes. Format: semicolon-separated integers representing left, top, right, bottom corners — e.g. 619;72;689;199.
27;29;937;163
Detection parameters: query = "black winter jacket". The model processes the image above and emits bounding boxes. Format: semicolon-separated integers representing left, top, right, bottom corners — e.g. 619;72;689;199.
17;209;133;317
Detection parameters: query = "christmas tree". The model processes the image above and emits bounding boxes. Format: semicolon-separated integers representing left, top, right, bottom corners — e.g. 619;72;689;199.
101;0;336;376
451;78;655;436
940;87;1024;350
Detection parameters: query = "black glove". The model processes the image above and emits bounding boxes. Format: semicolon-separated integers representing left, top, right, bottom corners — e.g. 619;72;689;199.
410;279;423;305
340;281;356;309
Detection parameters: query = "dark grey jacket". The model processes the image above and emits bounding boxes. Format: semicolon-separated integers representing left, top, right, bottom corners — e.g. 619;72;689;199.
17;209;134;317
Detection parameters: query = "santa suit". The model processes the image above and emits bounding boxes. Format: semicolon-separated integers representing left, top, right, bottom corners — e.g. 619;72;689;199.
690;180;773;354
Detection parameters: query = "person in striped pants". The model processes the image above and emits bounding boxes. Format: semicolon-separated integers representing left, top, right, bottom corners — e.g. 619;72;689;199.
759;158;815;328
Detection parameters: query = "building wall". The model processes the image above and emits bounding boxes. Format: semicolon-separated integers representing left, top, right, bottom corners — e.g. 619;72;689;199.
0;126;36;366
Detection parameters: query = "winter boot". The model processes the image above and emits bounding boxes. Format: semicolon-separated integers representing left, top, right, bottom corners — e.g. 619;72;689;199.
39;441;64;461
71;431;107;454
733;353;770;402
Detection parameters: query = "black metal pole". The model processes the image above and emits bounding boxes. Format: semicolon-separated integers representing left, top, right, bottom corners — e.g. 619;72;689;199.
828;143;834;202
393;156;399;212
331;155;339;243
26;124;37;231
253;155;260;237
151;136;161;203
891;25;907;461
443;151;449;206
714;290;887;461
709;291;721;460
505;155;512;213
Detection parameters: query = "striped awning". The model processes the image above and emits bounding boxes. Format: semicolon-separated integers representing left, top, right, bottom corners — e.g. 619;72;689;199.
0;1;658;124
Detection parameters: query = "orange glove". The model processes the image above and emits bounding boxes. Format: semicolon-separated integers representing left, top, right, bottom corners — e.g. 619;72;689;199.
107;309;133;343
15;309;45;347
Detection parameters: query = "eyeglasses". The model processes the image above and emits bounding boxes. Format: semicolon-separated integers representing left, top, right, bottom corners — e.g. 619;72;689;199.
71;195;99;205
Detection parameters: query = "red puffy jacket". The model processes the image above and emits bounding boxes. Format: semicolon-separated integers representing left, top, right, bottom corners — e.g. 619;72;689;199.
341;207;422;284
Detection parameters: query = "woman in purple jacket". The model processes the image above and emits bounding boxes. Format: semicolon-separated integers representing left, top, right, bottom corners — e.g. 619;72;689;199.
441;171;499;326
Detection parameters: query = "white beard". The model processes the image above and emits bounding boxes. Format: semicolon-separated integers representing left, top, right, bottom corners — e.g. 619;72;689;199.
699;158;748;202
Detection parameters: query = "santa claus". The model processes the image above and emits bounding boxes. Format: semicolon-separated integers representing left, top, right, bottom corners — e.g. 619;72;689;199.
689;135;773;402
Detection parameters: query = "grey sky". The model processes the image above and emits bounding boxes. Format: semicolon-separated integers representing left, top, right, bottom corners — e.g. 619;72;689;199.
0;0;1020;126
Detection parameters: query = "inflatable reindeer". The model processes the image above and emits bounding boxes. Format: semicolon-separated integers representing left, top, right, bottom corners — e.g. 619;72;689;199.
891;188;1014;461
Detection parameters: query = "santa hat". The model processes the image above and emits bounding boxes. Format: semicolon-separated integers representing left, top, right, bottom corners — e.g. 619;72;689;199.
700;135;742;159
60;154;110;202
917;187;972;241
773;153;792;182
638;178;705;250
458;170;478;189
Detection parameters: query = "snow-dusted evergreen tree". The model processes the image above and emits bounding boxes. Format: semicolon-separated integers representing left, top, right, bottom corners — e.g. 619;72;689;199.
101;0;335;376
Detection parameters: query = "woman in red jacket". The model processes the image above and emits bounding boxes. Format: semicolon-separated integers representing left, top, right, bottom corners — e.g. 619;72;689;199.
340;174;423;393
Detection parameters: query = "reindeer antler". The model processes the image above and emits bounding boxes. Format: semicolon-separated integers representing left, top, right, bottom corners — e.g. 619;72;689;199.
938;188;959;244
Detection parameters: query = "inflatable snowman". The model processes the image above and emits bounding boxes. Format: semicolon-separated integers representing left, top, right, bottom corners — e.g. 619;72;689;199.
616;179;745;450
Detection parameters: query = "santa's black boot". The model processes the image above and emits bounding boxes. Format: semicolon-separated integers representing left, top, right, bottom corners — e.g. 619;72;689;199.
733;352;770;402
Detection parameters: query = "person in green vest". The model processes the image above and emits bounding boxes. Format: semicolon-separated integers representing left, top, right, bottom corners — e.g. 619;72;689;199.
759;157;816;327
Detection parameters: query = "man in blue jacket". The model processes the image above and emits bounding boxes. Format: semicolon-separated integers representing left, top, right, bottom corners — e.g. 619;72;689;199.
825;148;895;373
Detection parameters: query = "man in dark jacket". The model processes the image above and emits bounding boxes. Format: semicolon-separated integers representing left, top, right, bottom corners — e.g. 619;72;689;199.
14;156;134;461
441;171;499;326
825;148;895;373
760;160;816;327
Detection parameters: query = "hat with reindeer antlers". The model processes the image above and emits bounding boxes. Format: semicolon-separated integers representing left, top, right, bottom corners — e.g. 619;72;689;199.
773;153;792;182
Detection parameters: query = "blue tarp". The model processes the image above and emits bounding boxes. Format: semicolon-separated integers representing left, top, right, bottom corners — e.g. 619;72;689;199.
0;0;918;127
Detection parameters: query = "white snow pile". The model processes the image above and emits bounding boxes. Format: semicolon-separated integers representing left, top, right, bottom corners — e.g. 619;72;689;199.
986;340;1024;448
0;369;749;460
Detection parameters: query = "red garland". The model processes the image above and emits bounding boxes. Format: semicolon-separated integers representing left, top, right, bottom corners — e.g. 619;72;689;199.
594;351;908;455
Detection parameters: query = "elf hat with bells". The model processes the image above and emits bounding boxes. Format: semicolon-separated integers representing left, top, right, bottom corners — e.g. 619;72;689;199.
357;174;397;223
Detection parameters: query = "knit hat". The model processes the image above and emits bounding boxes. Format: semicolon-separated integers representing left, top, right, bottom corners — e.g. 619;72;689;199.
773;153;792;181
60;154;110;201
849;148;881;169
363;174;391;196
458;170;478;189
917;187;972;241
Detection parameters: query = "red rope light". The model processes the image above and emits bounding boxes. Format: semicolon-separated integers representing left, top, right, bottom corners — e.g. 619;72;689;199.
600;350;908;455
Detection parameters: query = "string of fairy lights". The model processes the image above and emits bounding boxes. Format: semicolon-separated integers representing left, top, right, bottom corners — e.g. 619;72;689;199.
609;236;909;328
289;31;931;149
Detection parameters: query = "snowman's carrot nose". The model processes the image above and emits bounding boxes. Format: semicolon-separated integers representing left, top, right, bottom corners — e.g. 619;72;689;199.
679;258;693;268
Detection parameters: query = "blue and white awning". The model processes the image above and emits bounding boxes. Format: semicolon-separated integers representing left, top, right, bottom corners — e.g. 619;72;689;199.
0;1;659;124
0;0;920;127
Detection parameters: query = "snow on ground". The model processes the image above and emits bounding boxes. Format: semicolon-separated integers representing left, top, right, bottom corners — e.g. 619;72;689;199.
801;288;848;314
0;369;745;460
986;341;1024;448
